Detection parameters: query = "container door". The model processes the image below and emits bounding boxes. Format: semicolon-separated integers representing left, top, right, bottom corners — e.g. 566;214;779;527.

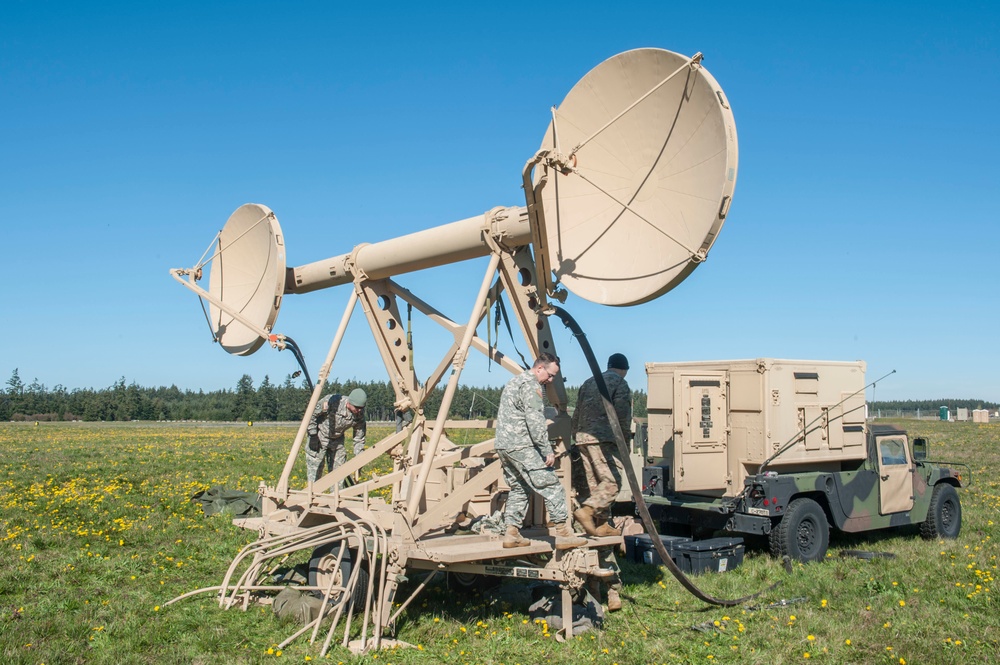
877;434;914;514
673;373;728;493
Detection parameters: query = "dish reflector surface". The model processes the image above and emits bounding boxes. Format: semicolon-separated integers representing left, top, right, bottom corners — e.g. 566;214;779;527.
208;203;286;355
537;48;738;306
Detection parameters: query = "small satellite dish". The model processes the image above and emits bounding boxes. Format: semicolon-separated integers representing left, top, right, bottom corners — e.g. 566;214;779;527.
207;203;286;355
536;48;738;306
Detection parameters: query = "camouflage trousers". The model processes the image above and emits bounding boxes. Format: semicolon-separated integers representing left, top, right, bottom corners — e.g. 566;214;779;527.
497;447;569;527
576;441;622;518
305;435;363;482
597;548;622;593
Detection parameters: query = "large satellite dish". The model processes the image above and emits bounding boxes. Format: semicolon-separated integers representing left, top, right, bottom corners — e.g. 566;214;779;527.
535;48;738;306
175;48;738;355
207;203;286;355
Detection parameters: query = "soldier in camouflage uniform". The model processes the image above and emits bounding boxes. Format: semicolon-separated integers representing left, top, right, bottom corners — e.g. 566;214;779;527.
496;353;586;551
572;353;631;533
571;353;631;610
305;388;367;483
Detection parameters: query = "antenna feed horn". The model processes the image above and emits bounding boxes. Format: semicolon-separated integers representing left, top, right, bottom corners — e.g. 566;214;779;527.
545;151;577;175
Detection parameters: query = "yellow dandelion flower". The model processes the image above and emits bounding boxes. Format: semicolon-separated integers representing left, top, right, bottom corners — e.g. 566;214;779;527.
899;600;905;607
807;635;815;641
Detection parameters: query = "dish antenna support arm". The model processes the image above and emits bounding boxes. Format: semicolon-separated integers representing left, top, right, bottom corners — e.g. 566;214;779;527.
170;268;285;351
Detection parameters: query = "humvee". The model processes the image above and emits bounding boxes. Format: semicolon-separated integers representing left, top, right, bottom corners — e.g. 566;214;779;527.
634;359;967;562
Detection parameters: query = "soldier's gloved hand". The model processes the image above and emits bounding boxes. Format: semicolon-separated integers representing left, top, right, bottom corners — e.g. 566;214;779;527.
308;435;321;452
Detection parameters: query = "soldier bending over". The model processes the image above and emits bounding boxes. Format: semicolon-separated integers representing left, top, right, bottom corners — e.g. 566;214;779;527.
306;388;367;482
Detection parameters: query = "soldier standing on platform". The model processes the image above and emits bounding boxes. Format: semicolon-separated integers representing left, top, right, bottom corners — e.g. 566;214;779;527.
496;353;586;551
571;353;632;610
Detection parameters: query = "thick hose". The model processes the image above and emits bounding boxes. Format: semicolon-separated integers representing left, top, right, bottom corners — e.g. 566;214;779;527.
551;306;776;606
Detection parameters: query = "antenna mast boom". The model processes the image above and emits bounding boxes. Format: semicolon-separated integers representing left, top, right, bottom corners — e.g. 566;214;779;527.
284;207;531;295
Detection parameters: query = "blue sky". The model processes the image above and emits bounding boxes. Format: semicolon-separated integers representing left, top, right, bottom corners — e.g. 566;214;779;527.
2;1;998;403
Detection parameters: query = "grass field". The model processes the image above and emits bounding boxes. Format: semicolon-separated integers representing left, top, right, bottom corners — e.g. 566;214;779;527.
1;420;997;664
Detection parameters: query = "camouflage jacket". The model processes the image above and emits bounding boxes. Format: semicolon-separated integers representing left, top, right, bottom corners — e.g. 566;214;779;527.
495;371;552;456
571;371;631;445
307;394;366;448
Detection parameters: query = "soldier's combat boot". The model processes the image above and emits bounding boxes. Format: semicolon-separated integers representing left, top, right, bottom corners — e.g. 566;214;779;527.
574;505;600;536
554;521;587;550
593;513;621;537
595;524;621;536
502;526;529;549
607;588;622;612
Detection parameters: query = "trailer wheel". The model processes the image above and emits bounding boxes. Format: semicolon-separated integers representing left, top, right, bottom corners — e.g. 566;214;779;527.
447;572;500;594
308;542;369;609
920;483;961;540
769;498;829;563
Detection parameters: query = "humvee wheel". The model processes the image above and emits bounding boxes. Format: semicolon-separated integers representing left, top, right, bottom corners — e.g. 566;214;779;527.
308;542;369;609
920;483;962;540
769;498;829;563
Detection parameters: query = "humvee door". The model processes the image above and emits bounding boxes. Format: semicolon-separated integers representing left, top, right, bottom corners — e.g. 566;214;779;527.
876;434;914;514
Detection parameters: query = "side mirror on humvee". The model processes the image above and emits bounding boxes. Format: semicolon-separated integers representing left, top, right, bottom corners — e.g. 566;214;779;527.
912;437;928;461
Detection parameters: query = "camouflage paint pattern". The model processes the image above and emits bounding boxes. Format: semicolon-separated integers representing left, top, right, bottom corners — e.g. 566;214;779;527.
646;424;966;537
305;394;366;482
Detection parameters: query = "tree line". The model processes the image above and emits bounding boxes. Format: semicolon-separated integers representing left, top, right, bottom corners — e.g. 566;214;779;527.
869;398;998;413
12;367;989;424
1;368;649;423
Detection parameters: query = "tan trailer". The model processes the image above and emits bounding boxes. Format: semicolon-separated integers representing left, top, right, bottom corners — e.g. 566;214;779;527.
169;48;739;653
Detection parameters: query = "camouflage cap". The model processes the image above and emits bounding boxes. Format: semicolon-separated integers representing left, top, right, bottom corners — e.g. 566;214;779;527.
348;388;368;408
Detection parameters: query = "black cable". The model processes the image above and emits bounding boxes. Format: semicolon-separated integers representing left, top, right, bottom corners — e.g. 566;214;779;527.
551;306;778;607
281;337;314;391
